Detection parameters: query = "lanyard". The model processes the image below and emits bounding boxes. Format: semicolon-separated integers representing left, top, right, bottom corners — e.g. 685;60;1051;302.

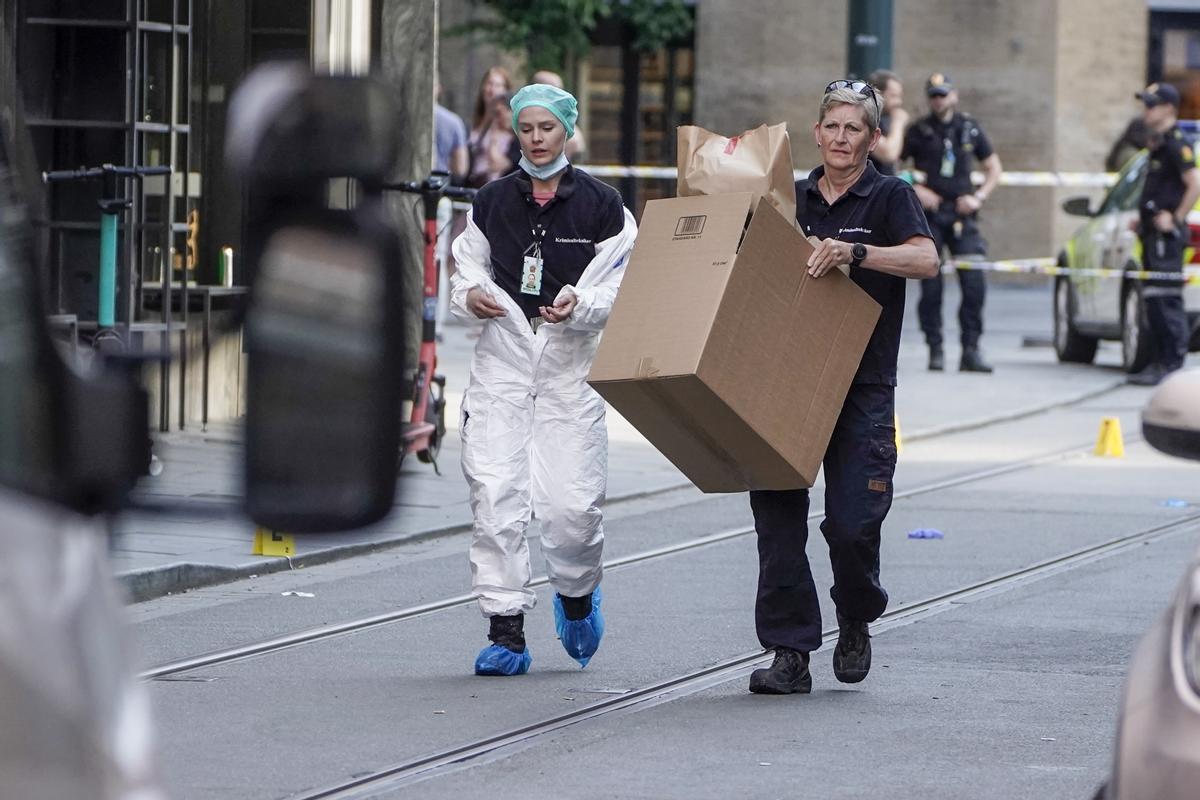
524;197;562;259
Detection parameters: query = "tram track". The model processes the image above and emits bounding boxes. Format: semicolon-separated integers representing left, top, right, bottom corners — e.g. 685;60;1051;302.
290;508;1200;799
142;437;1119;681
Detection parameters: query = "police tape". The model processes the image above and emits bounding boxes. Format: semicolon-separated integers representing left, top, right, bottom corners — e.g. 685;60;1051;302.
582;164;1116;188
441;199;1196;284
447;168;1114;210
943;257;1200;284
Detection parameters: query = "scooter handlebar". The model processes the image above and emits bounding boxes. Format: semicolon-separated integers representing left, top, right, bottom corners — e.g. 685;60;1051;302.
383;179;476;201
42;164;173;183
43;167;104;182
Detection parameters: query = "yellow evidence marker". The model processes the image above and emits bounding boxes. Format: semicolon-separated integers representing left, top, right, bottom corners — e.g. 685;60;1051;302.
253;527;296;556
1094;417;1125;458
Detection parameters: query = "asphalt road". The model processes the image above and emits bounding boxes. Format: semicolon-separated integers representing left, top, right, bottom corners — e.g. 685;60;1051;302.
127;281;1200;800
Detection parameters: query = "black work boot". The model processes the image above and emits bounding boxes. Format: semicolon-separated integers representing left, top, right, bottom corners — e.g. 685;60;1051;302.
959;347;993;373
488;613;526;653
928;346;945;372
557;592;593;621
1126;364;1165;386
833;612;871;684
748;647;812;694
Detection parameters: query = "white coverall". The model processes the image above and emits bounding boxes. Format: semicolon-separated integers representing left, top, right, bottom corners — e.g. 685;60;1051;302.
450;206;637;617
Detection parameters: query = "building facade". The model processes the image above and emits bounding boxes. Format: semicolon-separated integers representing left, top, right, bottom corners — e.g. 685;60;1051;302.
2;0;433;429
441;1;1200;261
697;0;1150;261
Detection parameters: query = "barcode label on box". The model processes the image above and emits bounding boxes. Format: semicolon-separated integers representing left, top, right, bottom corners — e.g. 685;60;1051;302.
673;215;706;238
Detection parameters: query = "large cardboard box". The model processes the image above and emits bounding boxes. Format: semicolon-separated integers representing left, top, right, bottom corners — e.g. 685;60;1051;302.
588;192;882;492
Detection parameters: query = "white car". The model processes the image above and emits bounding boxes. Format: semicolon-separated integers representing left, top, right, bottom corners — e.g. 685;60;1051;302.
1055;152;1200;373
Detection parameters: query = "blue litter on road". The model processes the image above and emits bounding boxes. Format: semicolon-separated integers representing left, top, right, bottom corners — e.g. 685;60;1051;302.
554;587;605;668
907;528;945;540
1162;499;1190;508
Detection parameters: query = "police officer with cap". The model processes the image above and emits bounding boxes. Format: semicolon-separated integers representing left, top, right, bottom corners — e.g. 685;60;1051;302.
902;73;1004;373
1128;82;1199;386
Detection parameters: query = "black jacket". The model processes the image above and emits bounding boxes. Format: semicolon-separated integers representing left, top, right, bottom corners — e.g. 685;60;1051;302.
471;166;626;318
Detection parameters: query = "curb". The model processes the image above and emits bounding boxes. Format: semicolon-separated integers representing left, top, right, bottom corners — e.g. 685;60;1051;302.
116;478;693;602
904;379;1125;444
117;380;1125;603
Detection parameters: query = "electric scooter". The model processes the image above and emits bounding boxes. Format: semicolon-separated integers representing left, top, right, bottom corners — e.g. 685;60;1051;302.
42;164;173;352
385;172;476;471
43;164;172;475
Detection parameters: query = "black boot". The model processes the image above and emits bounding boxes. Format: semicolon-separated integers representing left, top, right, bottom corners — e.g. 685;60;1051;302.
928;346;945;371
557;592;593;621
748;647;811;694
832;611;871;684
1126;364;1165;386
488;613;526;653
959;346;993;373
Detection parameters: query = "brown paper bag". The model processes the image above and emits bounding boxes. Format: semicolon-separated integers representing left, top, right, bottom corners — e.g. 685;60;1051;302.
677;123;797;223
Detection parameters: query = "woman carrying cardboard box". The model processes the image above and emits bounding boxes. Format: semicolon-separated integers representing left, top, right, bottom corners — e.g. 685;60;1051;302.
450;83;637;677
748;80;940;695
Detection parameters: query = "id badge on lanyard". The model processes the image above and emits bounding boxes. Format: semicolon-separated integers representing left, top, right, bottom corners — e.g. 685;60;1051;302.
939;135;956;179
521;245;544;295
521;214;551;296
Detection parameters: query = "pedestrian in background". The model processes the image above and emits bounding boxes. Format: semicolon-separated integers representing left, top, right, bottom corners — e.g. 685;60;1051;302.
747;79;938;695
467;67;519;188
451;84;638;677
1106;115;1151;173
1127;82;1200;386
902;73;1003;373
434;81;469;181
433;81;470;334
470;66;512;134
468;92;521;188
867;69;908;176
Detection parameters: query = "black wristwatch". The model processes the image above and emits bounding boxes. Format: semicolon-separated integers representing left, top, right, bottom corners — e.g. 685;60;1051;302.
850;242;867;268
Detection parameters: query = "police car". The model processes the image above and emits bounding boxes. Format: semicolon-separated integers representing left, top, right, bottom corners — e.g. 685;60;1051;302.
1054;150;1200;373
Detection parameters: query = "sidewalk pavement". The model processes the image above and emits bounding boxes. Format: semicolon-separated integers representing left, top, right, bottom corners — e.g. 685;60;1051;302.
113;282;1130;601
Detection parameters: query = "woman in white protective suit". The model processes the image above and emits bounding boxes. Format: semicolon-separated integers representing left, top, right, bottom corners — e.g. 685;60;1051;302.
450;83;638;676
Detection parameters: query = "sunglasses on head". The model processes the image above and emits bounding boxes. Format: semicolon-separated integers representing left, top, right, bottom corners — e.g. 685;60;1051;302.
824;79;881;119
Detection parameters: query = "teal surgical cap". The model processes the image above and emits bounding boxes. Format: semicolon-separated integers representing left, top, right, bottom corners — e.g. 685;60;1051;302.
510;83;578;139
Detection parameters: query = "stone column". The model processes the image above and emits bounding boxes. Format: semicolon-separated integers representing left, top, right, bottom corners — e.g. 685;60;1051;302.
378;0;436;374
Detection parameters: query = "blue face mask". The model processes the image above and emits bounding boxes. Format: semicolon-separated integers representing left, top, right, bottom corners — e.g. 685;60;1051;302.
520;150;569;180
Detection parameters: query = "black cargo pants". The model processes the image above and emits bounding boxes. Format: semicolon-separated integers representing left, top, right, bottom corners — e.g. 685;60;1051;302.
1140;226;1190;372
918;207;988;349
749;383;896;654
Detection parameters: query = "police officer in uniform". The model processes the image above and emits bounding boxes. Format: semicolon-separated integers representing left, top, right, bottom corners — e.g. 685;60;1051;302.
1128;82;1199;386
902;73;1003;372
746;80;939;695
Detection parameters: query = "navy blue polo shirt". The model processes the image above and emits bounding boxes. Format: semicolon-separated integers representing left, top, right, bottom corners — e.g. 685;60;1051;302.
470;165;626;318
1140;124;1196;221
796;162;933;385
901;112;994;200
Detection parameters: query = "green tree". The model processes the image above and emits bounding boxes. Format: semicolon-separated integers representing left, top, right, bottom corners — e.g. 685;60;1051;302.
454;0;694;77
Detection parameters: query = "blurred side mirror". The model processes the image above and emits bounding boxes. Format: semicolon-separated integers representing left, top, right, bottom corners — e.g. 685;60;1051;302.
228;65;404;534
1142;368;1200;461
243;206;403;532
1061;196;1093;217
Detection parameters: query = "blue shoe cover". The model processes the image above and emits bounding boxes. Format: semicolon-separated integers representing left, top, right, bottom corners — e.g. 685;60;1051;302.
553;587;605;668
474;644;532;676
